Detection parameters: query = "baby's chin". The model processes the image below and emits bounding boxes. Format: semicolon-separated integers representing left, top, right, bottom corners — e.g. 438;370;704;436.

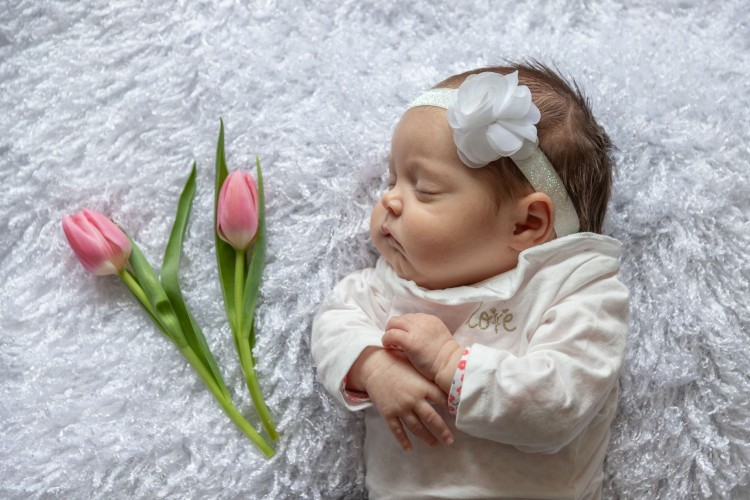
376;247;418;284
382;254;441;289
384;256;474;290
374;238;454;289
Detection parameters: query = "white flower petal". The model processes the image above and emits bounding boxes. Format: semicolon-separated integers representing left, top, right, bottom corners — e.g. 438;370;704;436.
526;103;541;124
500;87;533;118
457;128;500;165
494;72;519;114
460;92;483;114
457;149;484;169
501;119;538;143
486;123;523;157
506;71;519;90
447;71;540;167
498;92;531;118
446;109;465;129
474;97;498;126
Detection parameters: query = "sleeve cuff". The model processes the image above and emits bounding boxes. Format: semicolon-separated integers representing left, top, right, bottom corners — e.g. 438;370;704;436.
448;347;471;415
341;376;370;404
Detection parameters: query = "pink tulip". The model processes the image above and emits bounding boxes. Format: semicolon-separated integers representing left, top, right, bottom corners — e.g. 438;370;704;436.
62;209;132;275
217;171;260;251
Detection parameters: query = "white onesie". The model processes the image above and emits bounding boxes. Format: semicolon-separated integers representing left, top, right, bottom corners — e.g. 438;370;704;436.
312;233;629;499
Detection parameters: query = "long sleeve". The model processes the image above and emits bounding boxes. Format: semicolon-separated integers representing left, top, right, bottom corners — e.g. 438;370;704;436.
455;271;629;453
311;265;390;410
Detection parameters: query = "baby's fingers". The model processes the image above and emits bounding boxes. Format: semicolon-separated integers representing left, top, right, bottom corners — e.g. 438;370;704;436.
385;315;410;331
382;327;408;350
387;418;413;452
401;412;439;448
415;399;454;446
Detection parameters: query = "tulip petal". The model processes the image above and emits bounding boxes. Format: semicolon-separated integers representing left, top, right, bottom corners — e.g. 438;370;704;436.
63;215;105;273
62;210;130;275
83;209;132;272
217;171;260;251
84;209;131;253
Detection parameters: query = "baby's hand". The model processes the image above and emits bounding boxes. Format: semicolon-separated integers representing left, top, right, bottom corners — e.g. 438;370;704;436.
383;313;463;393
353;348;454;452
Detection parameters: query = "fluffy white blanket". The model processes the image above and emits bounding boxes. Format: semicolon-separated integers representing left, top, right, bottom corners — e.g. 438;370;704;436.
1;1;749;498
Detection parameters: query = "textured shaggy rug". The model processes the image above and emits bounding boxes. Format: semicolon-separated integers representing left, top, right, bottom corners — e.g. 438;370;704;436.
1;1;749;498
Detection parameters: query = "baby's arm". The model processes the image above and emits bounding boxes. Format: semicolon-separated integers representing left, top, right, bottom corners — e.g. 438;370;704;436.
383;276;628;453
382;313;463;393
312;264;397;408
453;276;629;453
311;265;453;451
347;347;453;452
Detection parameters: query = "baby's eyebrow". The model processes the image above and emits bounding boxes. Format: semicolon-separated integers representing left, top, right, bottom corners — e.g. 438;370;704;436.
410;159;446;181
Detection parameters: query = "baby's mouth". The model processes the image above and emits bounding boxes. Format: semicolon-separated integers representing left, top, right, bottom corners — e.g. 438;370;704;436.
382;225;404;252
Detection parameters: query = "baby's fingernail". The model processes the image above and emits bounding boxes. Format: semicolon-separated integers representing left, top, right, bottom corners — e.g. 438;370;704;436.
445;436;454;445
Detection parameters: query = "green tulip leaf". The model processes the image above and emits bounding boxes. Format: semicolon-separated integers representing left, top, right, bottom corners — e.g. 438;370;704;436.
242;156;267;349
161;163;231;401
126;237;187;348
118;269;172;339
214;119;240;353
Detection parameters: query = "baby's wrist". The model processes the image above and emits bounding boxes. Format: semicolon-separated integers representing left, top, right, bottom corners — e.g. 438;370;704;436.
435;342;463;393
347;347;384;392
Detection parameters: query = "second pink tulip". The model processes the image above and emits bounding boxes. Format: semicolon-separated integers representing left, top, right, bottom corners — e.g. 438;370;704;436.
217;171;260;251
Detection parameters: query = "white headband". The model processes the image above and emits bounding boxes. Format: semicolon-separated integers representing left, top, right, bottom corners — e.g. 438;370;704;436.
407;71;580;237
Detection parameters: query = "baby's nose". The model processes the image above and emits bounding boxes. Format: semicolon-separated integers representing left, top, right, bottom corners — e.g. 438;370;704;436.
381;190;403;215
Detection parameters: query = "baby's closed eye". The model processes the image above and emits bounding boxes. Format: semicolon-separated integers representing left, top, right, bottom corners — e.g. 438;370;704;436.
415;176;445;191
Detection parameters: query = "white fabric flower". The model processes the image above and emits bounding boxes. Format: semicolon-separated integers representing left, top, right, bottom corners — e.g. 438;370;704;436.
446;71;541;168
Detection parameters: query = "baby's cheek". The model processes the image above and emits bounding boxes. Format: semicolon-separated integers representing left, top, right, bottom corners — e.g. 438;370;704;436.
411;224;459;256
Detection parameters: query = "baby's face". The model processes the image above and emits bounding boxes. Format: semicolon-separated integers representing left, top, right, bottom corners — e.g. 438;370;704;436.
370;107;520;290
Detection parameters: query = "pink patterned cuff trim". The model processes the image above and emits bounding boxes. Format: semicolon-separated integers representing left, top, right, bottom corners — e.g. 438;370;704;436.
448;348;470;416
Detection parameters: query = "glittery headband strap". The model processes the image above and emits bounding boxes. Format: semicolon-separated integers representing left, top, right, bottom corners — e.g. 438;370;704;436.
512;149;580;237
407;88;456;110
407;81;580;237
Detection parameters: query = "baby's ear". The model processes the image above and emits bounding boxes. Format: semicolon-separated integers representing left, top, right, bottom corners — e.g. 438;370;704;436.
509;193;555;252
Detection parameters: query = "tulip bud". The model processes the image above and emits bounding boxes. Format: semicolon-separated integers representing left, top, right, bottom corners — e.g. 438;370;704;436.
217;171;260;251
62;209;132;275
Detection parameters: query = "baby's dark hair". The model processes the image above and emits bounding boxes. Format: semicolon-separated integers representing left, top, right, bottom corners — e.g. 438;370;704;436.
435;61;614;234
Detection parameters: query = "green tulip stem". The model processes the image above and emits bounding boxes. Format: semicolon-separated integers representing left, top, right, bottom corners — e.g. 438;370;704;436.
120;268;274;457
119;270;170;337
234;249;245;336
233;249;278;441
238;330;279;441
180;345;275;458
120;270;151;312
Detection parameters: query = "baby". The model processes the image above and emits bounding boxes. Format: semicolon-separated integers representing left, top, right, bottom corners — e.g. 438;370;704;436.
312;62;629;499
